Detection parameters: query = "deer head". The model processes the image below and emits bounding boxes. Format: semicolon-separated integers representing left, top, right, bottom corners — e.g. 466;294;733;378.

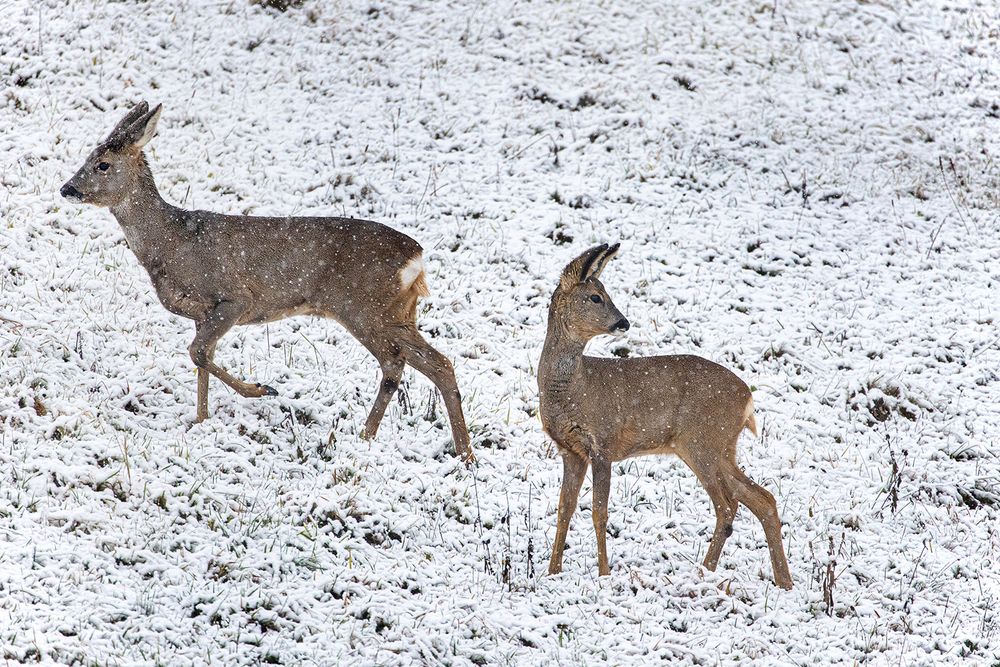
60;101;162;208
548;243;630;343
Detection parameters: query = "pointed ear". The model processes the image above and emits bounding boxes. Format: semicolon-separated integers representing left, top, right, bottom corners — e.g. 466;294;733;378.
128;103;162;148
105;101;149;144
588;242;620;280
560;244;609;290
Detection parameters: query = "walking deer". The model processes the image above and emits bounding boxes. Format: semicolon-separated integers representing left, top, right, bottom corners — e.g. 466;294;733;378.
60;101;473;463
538;244;792;589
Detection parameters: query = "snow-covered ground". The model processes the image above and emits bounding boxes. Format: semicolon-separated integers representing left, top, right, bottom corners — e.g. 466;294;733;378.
2;0;1000;663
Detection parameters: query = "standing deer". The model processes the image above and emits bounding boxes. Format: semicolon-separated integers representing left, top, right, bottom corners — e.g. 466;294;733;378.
538;243;792;589
60;101;473;463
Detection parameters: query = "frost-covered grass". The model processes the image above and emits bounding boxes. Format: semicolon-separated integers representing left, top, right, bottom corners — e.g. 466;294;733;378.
2;0;1000;664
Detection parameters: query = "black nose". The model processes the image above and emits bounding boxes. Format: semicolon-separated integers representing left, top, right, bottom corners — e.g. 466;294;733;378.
614;318;630;331
60;184;83;200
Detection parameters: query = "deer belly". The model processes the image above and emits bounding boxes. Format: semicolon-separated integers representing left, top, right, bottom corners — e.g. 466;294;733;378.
631;441;679;458
612;419;680;459
239;303;315;325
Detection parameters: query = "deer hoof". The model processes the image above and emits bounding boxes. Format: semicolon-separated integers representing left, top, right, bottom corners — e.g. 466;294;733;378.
256;383;278;397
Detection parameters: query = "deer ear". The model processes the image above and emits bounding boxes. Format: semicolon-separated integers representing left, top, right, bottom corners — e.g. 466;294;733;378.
106;101;149;145
560;244;609;290
128;103;162;148
587;242;619;280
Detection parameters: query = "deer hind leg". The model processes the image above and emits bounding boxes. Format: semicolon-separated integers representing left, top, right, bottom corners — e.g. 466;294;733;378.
703;483;739;573
591;457;613;576
728;466;793;590
394;326;474;463
682;449;740;574
549;451;588;575
189;302;276;414
355;333;406;441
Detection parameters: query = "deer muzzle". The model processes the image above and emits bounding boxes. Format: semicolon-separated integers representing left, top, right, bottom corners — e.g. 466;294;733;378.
60;183;84;200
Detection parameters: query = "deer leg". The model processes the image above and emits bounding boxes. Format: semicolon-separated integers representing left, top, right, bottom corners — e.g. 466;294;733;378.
361;352;405;441
190;302;276;403
195;342;216;423
729;467;793;590
396;327;474;464
548;451;588;575
591;457;613;576
702;485;739;573
686;457;739;573
704;492;739;573
679;445;742;577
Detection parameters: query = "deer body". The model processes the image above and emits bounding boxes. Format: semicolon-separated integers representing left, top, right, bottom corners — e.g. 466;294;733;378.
539;353;753;462
539;244;792;589
112;190;421;326
62;102;472;462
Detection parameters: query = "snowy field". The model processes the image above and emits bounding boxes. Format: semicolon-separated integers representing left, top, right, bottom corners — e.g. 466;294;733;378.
2;0;1000;664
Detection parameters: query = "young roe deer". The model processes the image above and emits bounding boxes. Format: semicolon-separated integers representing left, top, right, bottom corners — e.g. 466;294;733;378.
538;244;792;589
60;101;473;463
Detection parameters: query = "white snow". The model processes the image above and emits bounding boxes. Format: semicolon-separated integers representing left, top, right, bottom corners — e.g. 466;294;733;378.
2;0;1000;664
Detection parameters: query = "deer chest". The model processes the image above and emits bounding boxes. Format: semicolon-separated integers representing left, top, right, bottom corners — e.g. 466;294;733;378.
145;264;216;321
540;395;602;460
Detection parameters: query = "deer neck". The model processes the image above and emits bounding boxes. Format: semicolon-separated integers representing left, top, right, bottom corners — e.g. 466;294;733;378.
108;153;183;262
538;310;587;402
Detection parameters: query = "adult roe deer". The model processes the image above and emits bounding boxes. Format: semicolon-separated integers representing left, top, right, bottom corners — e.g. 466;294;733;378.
538;243;792;589
60;101;473;463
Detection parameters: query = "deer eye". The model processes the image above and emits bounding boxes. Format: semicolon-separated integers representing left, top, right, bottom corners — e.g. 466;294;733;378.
589;294;603;303
97;162;110;172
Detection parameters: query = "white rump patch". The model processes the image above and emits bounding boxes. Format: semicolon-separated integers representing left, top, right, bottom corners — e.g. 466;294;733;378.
399;255;425;291
743;398;758;437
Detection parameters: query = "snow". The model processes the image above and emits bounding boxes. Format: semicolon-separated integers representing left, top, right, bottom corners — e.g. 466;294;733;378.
2;0;1000;664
